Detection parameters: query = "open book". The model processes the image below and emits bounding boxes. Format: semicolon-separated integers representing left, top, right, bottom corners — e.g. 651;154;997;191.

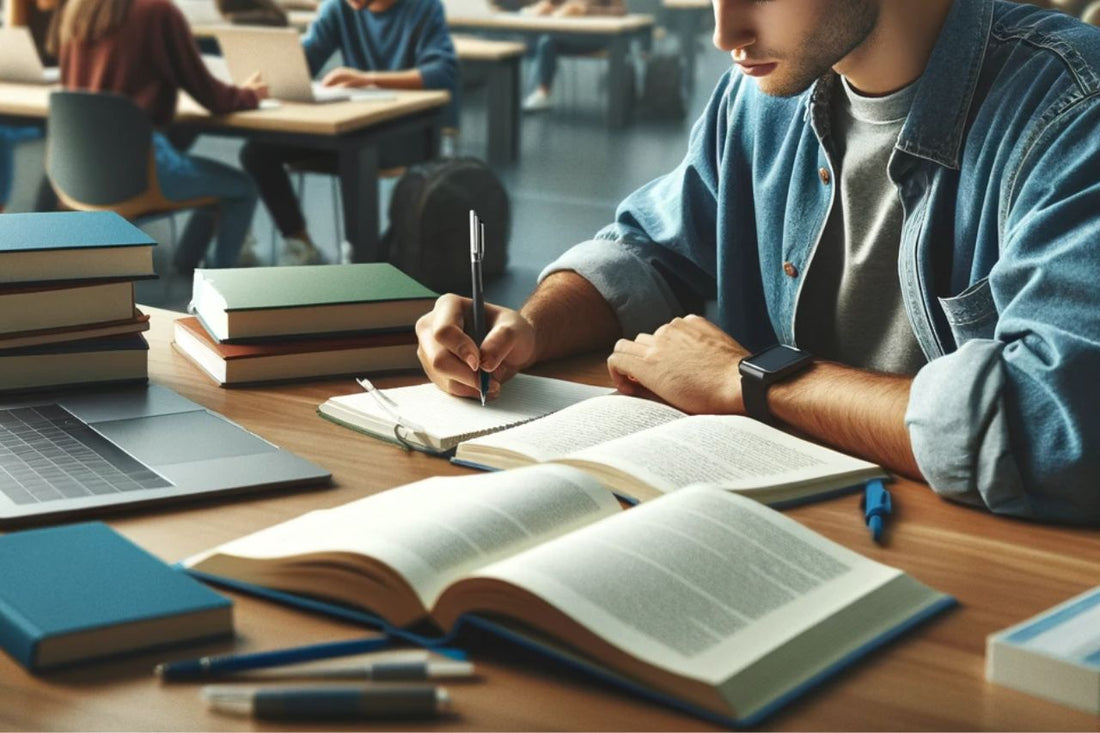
459;393;886;505
184;465;953;725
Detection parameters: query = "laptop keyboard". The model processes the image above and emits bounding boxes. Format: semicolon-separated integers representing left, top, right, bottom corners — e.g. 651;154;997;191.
0;405;171;505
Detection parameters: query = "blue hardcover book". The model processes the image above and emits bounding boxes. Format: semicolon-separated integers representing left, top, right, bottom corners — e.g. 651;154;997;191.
0;211;156;285
0;522;232;672
182;467;954;725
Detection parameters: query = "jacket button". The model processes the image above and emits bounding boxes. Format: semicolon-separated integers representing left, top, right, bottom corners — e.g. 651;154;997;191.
783;261;798;277
818;167;831;185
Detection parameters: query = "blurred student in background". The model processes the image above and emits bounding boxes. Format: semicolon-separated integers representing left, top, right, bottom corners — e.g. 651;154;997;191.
57;0;267;274
520;0;624;112
238;0;457;265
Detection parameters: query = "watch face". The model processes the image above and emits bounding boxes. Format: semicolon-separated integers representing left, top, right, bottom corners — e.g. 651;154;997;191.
748;344;810;374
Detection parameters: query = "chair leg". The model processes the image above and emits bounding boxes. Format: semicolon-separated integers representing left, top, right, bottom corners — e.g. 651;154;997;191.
330;176;343;260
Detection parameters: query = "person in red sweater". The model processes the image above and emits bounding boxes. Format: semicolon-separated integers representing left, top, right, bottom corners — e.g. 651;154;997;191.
57;0;268;273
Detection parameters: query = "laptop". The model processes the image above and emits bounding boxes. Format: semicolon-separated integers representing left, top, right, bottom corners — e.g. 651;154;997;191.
214;26;394;104
0;384;331;526
0;27;60;84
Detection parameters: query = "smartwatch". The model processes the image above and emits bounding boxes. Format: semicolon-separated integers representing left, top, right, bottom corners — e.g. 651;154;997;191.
738;344;813;426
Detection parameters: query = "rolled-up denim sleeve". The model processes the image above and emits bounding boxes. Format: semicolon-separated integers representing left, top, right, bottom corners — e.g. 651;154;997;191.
539;73;735;338
906;100;1100;524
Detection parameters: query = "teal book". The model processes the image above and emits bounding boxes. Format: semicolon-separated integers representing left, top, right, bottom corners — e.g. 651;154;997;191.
0;211;157;285
190;263;437;342
0;522;232;672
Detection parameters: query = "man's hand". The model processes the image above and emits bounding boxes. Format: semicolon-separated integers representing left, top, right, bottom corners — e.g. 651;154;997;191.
523;0;555;15
415;294;537;400
241;72;270;100
607;315;748;414
322;67;374;88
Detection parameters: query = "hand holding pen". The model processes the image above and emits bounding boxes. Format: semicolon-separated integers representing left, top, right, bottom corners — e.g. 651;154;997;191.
470;209;490;406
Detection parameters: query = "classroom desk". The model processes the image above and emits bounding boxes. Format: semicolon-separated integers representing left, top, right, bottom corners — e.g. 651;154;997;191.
194;19;525;166
445;12;655;127
0;81;449;263
660;0;710;92
1;306;1099;731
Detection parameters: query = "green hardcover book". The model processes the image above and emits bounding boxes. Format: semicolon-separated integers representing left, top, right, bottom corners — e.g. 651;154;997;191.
0;211;156;285
190;264;438;342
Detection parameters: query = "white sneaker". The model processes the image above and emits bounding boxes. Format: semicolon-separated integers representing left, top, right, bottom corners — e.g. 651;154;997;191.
235;234;261;267
339;240;355;264
522;88;553;113
282;236;326;266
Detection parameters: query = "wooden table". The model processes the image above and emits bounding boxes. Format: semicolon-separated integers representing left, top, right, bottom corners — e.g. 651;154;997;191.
0;82;449;263
1;306;1098;731
446;12;655;127
452;34;525;166
194;18;525;166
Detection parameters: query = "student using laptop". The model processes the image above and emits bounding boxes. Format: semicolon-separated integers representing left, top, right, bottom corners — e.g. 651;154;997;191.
416;0;1100;524
57;0;269;274
0;0;59;213
238;0;457;266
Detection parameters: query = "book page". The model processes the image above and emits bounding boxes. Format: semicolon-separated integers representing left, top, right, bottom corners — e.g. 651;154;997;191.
457;394;686;463
186;464;621;613
324;374;614;448
471;486;900;683
558;414;880;498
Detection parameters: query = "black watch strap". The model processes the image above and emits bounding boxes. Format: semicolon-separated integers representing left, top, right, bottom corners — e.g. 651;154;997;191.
741;376;775;426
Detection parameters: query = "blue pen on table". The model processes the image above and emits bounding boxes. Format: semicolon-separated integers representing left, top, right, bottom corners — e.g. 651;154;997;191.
862;478;892;543
155;637;466;681
469;209;489;406
202;684;451;721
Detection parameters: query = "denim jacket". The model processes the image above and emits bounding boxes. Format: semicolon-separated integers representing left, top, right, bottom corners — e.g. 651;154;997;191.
543;0;1100;522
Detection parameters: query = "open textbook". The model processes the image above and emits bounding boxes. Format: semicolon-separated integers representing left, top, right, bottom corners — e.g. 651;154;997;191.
184;465;953;725
454;394;886;505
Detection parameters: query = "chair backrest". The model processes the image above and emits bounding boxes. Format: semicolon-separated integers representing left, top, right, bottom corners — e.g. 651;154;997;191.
47;90;154;208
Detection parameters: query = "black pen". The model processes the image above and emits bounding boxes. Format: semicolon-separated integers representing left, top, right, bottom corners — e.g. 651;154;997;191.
202;684;451;721
469;209;489;406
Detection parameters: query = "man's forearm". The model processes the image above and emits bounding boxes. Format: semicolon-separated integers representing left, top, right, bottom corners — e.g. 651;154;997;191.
521;271;621;364
768;361;923;480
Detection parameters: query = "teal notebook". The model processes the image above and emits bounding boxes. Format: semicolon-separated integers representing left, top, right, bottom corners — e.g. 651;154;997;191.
0;211;157;285
190;263;438;342
0;522;232;672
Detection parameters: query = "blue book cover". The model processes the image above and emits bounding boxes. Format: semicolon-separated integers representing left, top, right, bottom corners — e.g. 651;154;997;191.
0;212;157;284
0;522;232;672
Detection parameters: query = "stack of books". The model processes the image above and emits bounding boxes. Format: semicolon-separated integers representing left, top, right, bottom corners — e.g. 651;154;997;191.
0;212;156;393
173;263;437;386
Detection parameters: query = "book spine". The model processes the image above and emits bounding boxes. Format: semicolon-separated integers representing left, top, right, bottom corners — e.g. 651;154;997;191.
0;596;42;670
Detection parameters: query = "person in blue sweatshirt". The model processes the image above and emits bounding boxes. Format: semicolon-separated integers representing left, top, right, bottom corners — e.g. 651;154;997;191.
238;0;458;266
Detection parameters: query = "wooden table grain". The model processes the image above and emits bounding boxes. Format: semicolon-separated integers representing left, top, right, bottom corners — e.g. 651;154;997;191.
0;306;1097;731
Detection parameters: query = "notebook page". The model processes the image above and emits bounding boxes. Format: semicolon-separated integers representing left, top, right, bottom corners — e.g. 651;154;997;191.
331;374;614;442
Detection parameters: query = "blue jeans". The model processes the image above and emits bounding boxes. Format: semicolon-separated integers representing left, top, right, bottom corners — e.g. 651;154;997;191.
528;35;611;90
0;126;44;207
153;133;257;269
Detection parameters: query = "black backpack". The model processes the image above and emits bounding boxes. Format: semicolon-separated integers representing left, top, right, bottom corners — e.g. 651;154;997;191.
381;157;510;295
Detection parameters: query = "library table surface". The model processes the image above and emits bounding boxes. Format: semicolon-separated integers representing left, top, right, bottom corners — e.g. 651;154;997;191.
0;82;449;263
0;306;1098;731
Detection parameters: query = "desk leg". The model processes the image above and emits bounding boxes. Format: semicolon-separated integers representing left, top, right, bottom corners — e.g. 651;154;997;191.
339;142;380;263
676;9;702;93
606;35;632;128
486;56;521;166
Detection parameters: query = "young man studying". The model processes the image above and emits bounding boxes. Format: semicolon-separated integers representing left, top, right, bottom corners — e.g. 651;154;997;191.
238;0;458;265
415;0;1100;523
